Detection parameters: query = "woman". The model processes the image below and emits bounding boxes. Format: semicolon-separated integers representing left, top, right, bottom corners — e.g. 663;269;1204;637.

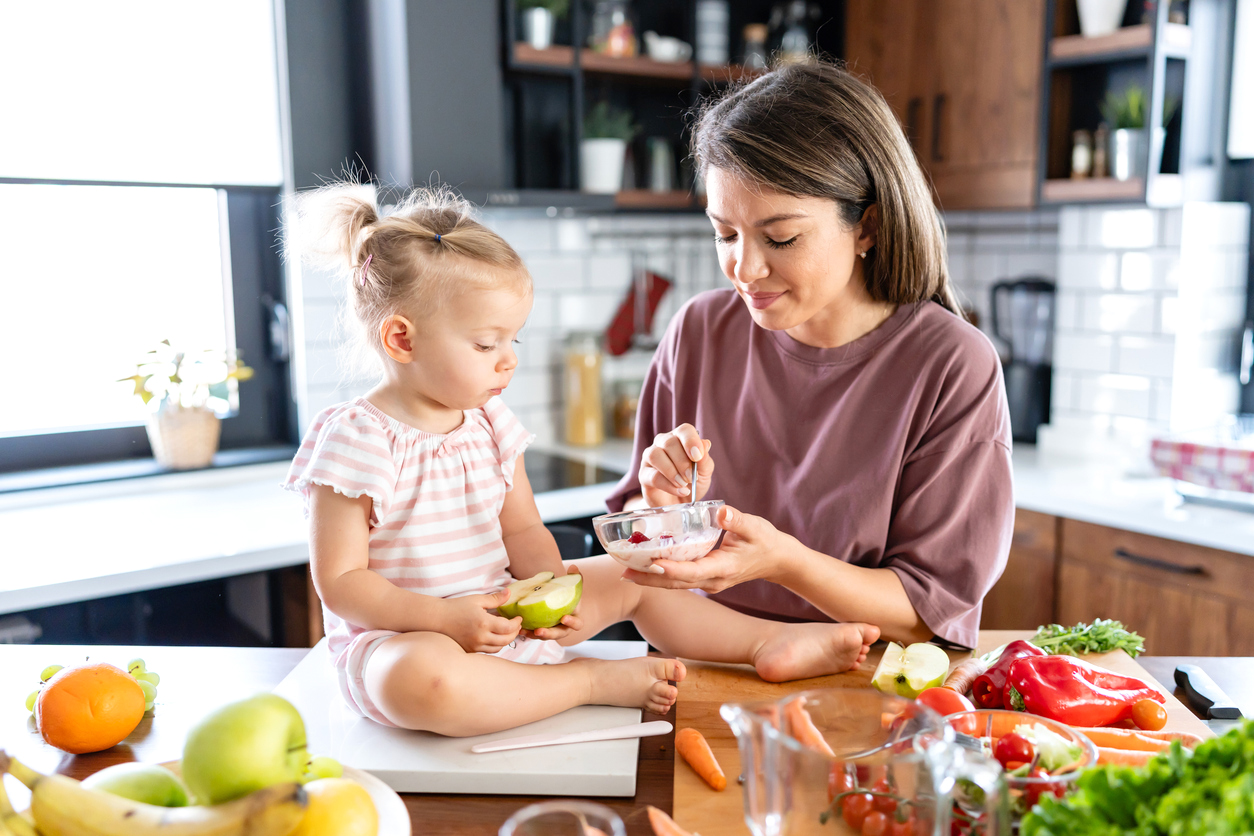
605;61;1013;650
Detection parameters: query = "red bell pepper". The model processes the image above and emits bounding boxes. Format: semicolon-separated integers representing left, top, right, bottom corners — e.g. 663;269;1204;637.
1004;654;1166;727
970;640;1046;708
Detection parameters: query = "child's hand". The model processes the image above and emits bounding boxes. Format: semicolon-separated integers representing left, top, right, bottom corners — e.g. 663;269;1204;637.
444;589;522;653
521;565;584;642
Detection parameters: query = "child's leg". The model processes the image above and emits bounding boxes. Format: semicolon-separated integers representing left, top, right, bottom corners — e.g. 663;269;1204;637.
362;630;685;736
565;556;880;682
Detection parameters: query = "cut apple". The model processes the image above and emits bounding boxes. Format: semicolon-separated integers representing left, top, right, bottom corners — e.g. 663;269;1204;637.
497;572;554;620
516;573;583;630
871;642;950;699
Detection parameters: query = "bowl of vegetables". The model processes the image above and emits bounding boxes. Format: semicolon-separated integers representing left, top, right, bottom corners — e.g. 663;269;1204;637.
945;709;1098;818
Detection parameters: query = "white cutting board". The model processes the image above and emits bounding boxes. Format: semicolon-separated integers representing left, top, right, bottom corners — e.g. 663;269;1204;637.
273;638;648;796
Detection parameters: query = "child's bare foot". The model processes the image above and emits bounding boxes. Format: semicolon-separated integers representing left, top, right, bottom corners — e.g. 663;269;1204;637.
575;656;687;715
752;622;880;683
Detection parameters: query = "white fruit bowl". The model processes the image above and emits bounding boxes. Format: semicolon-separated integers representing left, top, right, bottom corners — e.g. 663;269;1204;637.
592;500;725;572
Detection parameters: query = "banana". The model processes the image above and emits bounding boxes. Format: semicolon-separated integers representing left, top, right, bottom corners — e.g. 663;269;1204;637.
0;762;38;836
2;753;306;836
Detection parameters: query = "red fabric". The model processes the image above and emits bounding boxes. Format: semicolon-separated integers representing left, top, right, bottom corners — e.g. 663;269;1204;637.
605;272;673;356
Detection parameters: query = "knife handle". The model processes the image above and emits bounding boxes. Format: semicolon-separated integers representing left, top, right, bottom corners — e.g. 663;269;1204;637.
1174;664;1243;720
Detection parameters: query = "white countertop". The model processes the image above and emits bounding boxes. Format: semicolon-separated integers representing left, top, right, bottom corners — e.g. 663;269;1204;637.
2;441;1252;617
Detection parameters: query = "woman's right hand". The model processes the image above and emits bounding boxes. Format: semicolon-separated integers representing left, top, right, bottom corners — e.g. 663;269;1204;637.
639;423;714;507
443;590;522;654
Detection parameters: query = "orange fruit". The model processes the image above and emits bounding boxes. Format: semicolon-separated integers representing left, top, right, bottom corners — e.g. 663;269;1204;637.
36;662;145;754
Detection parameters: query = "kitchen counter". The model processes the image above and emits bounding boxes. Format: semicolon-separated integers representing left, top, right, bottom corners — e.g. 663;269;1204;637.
3;440;1252;617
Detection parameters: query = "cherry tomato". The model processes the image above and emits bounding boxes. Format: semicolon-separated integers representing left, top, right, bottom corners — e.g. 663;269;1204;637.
871;779;898;814
890;816;916;836
842;793;874;831
993;732;1035;769
1131;698;1168;731
829;764;853;803
916;687;978;736
1022;767;1067;808
861;811;890;836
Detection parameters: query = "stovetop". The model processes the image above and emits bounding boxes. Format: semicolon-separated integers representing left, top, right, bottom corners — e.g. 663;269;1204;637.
523;450;623;494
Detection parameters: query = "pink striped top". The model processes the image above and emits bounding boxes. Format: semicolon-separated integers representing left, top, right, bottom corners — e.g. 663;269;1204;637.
284;396;563;666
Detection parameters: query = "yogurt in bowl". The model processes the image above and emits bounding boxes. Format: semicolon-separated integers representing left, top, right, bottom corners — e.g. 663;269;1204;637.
593;500;725;572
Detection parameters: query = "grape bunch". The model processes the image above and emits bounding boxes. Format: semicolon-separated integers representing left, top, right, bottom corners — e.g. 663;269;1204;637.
23;664;64;712
127;658;161;711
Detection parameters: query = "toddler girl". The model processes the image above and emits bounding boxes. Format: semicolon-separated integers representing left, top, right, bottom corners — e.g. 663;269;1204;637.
285;184;879;736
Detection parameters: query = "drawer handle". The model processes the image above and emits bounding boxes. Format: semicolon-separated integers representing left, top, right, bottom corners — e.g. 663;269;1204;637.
1113;548;1207;576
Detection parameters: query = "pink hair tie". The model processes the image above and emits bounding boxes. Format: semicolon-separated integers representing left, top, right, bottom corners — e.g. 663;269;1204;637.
359;254;373;287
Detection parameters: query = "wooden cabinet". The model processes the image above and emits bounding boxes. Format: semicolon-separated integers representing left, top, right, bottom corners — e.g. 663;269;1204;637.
981;509;1058;630
1056;520;1254;656
845;0;1045;209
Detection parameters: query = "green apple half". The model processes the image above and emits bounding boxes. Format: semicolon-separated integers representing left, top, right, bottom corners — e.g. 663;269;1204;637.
82;762;190;807
871;641;950;699
181;693;308;805
497;571;583;630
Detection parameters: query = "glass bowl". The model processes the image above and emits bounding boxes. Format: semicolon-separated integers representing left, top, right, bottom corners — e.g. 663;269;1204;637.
946;709;1098;818
592;500;725;571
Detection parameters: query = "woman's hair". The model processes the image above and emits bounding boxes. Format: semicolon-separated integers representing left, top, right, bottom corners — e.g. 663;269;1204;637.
691;60;959;315
293;182;530;372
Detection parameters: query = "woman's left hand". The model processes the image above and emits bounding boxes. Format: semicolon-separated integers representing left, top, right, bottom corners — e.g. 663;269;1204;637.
622;505;789;593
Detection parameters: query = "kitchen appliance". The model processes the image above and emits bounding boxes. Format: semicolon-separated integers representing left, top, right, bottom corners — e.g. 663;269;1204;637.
722;689;1010;835
990;278;1055;443
273;639;650;795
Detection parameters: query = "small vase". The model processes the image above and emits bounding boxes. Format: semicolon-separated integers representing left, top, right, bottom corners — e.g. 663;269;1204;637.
1076;0;1128;37
580;138;627;194
1109;127;1147;180
146;405;221;470
521;7;554;50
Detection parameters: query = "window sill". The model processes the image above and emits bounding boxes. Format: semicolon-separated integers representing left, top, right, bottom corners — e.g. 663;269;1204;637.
0;445;297;496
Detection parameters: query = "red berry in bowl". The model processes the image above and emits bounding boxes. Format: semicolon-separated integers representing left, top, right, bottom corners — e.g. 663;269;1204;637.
628;531;649;544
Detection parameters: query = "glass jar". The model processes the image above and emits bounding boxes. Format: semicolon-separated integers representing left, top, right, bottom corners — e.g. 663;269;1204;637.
742;23;768;69
611;379;641;439
564;332;604;446
588;0;637;57
1070;129;1093;178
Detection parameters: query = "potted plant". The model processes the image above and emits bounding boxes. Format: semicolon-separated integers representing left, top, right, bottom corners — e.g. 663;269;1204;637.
1076;0;1128;37
519;0;569;51
1100;85;1147;180
581;101;638;194
119;341;254;470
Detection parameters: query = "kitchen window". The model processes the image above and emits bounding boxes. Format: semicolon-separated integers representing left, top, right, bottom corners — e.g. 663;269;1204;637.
0;2;296;480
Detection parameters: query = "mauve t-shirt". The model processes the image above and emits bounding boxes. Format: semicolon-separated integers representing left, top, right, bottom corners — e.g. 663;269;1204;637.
605;289;1014;648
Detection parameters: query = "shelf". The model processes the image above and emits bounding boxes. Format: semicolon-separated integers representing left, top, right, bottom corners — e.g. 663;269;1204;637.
613;190;700;210
1048;23;1191;66
579;49;693;80
512;42;576;71
1041;177;1144;203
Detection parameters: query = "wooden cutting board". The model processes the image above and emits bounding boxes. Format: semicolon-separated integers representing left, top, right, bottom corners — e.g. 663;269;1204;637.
670;630;1211;836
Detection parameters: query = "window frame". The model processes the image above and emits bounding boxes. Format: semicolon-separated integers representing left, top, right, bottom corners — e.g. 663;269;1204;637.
0;181;296;476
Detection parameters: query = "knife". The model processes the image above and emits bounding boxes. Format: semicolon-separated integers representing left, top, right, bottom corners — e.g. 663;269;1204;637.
1174;664;1244;734
470;720;673;754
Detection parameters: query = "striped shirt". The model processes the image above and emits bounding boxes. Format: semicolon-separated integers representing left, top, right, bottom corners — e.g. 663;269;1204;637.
284;396;563;669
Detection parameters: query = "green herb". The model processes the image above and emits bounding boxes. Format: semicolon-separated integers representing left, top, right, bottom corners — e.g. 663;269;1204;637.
583;101;639;141
1100;86;1148;130
1030;619;1145;658
1022;721;1254;836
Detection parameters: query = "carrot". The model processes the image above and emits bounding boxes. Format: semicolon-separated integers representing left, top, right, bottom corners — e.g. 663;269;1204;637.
1096;746;1156;766
647;805;696;836
675;727;726;791
1070;726;1203;750
784;699;835;757
943;657;989;695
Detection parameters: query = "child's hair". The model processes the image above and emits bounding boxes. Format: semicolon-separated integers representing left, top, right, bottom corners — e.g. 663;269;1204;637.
294;182;530;373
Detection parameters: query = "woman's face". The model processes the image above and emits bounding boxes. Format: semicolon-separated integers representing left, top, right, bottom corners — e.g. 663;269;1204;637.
705;167;877;343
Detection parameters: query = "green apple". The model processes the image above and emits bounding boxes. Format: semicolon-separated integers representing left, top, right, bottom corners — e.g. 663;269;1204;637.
181;693;309;805
871;642;950;699
82;762;190;807
515;573;583;631
497;572;554;620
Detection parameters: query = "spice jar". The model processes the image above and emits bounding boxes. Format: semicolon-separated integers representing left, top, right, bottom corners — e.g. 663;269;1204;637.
564;332;604;446
742;23;768;69
1071;129;1093;179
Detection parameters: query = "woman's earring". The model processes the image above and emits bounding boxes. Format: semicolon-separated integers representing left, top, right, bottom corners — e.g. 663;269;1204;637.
859;250;867;260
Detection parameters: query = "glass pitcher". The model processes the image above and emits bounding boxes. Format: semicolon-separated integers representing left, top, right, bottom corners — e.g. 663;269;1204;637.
721;689;1008;836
